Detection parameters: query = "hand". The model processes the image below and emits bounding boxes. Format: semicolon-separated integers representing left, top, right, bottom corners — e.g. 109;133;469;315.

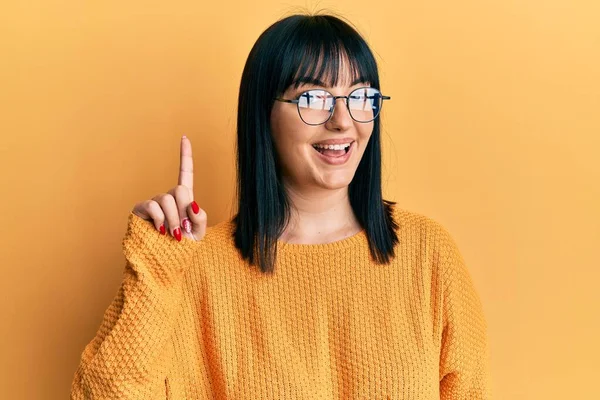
132;136;207;242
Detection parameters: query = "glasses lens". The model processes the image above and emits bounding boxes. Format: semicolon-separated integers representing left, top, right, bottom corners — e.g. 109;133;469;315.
296;87;384;124
297;90;334;125
347;87;382;122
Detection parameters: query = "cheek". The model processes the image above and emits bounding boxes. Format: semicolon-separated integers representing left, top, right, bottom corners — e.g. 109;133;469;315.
270;108;312;159
357;123;374;142
271;104;304;136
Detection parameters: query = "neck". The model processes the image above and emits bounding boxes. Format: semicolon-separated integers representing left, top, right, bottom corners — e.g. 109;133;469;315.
279;183;360;243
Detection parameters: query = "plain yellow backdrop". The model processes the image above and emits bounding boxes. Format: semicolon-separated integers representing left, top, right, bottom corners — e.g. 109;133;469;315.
1;1;598;399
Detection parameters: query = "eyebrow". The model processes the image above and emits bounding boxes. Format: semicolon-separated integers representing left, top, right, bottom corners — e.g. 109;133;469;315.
292;76;368;88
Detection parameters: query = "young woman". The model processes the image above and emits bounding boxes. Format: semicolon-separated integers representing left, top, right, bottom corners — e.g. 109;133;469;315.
71;13;491;399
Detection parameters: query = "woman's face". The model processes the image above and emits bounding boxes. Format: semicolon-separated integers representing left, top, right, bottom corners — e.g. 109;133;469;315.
270;62;374;192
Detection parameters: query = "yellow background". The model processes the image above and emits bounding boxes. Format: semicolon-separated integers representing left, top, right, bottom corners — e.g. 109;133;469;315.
1;1;598;399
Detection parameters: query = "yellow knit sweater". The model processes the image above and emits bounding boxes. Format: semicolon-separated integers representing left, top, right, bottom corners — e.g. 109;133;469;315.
70;205;492;399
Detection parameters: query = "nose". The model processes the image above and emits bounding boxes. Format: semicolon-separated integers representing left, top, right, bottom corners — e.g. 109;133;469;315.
326;97;353;130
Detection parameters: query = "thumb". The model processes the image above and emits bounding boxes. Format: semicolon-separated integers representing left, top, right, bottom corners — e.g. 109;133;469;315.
186;200;207;242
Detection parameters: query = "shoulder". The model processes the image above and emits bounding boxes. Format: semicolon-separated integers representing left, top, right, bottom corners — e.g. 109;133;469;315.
199;217;236;249
390;204;455;243
390;207;475;289
390;204;464;268
185;217;244;276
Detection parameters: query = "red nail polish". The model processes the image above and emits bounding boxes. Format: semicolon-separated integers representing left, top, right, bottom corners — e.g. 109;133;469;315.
173;227;181;241
191;201;199;214
159;224;166;235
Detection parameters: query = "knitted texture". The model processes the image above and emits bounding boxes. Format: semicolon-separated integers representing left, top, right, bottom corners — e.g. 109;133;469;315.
70;205;492;399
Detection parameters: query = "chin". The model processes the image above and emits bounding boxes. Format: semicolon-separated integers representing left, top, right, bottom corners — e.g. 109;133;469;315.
316;172;355;189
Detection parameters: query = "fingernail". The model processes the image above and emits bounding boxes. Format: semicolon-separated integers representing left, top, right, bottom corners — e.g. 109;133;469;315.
159;224;166;235
191;201;199;214
182;218;192;234
173;227;182;241
182;135;187;139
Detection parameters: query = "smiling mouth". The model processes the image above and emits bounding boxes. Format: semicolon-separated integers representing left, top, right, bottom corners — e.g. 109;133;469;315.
311;141;354;155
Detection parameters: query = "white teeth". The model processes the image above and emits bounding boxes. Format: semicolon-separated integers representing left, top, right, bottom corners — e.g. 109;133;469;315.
312;143;352;150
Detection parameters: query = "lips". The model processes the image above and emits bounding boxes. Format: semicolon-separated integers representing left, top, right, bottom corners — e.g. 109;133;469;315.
312;140;355;165
313;144;351;155
312;137;356;145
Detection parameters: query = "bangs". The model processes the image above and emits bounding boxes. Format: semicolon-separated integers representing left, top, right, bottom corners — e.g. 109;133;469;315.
273;16;379;95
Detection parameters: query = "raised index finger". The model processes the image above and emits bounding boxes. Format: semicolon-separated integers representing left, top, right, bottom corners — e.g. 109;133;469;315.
178;135;194;192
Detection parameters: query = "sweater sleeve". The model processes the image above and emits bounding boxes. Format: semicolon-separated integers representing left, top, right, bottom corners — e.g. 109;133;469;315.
438;226;493;399
70;211;202;399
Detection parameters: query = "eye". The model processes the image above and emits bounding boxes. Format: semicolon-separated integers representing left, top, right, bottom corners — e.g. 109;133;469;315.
298;90;333;109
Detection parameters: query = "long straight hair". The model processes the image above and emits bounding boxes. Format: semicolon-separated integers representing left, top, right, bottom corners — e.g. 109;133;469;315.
233;13;400;274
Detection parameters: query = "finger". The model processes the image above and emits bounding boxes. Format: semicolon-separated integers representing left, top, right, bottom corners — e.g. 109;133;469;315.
132;200;166;234
132;201;152;220
146;200;167;234
178;135;194;195
153;193;181;240
186;201;207;240
168;185;192;235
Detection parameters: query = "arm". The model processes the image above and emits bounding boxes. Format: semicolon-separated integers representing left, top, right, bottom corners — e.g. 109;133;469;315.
438;227;493;399
70;212;202;399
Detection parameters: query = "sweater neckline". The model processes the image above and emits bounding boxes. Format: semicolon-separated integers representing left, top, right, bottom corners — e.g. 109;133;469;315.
275;227;367;253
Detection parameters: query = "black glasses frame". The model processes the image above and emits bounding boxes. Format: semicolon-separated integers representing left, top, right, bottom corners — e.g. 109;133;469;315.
274;86;391;126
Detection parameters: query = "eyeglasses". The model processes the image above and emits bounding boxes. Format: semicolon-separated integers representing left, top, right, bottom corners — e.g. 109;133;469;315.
274;86;391;125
